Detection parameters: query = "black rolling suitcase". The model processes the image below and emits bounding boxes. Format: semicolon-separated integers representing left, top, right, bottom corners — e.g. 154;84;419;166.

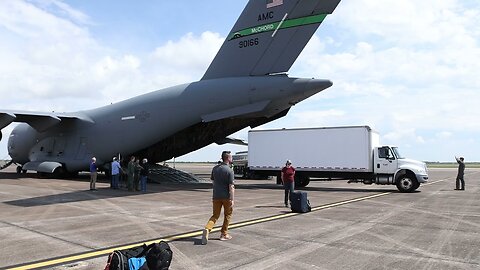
290;191;311;213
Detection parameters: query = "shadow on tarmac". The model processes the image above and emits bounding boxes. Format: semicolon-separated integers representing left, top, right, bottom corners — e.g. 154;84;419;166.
3;181;215;207
2;169;405;208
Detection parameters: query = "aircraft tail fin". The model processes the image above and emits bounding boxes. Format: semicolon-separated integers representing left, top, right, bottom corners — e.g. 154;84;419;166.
201;0;341;80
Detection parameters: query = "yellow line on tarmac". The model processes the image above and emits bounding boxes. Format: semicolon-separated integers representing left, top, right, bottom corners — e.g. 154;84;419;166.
7;191;394;270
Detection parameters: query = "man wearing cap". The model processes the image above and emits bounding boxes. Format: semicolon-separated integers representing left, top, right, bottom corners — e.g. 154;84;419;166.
90;157;97;191
202;150;235;244
281;160;295;207
455;156;465;190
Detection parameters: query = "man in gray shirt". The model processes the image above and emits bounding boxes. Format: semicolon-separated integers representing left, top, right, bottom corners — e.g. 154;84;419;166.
202;151;235;244
455;156;465;190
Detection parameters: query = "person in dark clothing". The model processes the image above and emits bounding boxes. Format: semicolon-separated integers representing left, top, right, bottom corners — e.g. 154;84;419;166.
134;159;142;191
281;160;295;207
455;156;465;190
127;156;136;191
140;158;149;193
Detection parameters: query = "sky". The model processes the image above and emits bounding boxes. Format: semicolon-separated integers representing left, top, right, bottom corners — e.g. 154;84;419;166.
0;0;479;163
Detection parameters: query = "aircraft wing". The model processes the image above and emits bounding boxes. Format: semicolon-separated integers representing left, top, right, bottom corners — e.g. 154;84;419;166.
0;110;94;132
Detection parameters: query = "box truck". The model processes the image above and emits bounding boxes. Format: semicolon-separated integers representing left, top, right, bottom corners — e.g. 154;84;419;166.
233;126;428;193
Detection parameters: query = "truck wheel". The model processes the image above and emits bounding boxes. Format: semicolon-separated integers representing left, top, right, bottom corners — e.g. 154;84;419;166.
295;175;310;188
276;174;282;185
396;174;418;193
412;181;420;191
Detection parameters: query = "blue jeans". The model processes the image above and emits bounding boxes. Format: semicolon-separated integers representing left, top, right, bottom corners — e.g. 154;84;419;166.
111;174;120;189
284;181;294;205
140;175;147;192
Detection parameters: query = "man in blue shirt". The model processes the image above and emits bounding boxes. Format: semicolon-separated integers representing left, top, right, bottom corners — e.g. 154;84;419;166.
111;157;122;189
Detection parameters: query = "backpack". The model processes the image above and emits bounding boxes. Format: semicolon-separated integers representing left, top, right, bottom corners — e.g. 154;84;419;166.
105;250;128;270
145;241;173;270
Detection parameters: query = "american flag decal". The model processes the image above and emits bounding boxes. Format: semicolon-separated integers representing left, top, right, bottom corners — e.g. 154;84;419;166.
267;0;283;8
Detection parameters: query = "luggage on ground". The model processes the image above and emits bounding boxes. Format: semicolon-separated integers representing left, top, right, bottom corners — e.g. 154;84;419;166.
145;241;172;270
290;191;311;213
105;240;172;270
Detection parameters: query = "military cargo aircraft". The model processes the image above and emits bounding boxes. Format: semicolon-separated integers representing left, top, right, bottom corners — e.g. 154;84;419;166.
0;0;341;176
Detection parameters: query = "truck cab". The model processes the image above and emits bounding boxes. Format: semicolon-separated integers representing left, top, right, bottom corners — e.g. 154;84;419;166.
373;146;428;192
232;151;249;178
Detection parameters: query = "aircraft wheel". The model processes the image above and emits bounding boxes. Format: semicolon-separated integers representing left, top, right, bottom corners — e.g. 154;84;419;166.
16;166;22;174
52;167;65;178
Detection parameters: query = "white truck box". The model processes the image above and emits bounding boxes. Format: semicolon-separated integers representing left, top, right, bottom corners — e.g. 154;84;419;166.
249;126;379;172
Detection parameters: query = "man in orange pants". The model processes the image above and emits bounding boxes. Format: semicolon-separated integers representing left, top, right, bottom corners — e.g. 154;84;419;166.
202;151;235;244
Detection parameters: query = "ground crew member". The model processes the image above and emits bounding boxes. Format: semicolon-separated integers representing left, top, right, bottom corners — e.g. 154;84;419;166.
455;156;465;190
127;156;136;191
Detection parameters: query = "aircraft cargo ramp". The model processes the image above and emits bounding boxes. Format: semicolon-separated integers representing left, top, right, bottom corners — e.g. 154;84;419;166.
0;159;13;170
147;164;208;183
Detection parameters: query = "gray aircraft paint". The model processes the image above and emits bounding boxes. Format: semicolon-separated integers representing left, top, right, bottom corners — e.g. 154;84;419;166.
0;0;342;174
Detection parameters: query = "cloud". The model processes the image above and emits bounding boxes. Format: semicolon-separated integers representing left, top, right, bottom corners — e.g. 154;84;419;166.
291;109;346;127
0;1;224;112
152;31;223;72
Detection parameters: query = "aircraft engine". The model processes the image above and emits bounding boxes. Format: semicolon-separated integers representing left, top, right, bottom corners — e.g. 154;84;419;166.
0;130;2;141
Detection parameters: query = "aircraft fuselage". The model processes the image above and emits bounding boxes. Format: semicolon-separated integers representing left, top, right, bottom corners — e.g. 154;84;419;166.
8;75;331;172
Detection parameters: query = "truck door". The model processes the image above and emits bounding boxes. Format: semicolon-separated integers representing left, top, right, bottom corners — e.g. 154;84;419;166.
374;146;398;175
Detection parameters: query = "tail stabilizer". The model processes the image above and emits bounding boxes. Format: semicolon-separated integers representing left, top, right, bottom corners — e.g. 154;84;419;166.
202;0;341;80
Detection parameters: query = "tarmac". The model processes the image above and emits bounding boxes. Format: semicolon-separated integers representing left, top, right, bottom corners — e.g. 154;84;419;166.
0;164;479;270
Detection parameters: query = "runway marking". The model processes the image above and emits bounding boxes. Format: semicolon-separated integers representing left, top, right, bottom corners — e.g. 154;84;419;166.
8;177;456;270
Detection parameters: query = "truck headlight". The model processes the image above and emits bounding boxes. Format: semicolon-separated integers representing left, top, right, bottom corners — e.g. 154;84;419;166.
417;168;426;175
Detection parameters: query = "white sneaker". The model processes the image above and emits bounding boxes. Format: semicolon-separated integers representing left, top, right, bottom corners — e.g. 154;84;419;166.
201;229;209;245
220;234;232;241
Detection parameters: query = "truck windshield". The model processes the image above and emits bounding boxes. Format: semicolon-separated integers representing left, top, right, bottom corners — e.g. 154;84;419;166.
392;147;404;159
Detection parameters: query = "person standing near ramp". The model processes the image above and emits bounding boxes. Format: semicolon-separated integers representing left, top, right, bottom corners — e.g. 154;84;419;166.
111;157;122;189
202;151;235;244
455;156;465;190
127;156;136;191
89;157;97;191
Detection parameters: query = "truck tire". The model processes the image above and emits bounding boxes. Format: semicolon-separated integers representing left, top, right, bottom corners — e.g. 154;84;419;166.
276;174;282;185
295;174;310;188
412;181;420;190
396;174;418;193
